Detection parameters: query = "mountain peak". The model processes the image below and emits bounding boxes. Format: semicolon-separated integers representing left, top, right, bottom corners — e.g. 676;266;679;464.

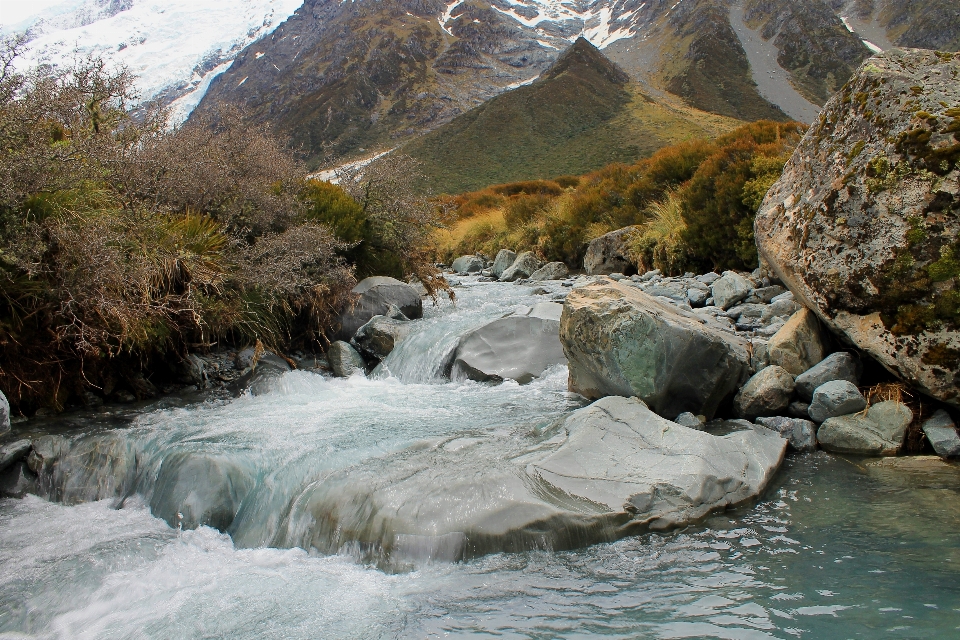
541;37;631;85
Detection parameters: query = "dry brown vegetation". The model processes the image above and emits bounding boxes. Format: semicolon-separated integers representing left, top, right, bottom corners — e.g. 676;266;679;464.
0;37;443;413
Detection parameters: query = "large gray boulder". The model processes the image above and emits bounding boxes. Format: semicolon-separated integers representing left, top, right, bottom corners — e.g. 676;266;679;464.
336;276;423;340
808;380;867;423
451;255;484;274
0;390;9;433
529;261;569;281
353;316;413;361
560;279;751;419
499;251;542;282
710;271;753;310
767;308;827;376
150;453;255;532
328;341;366;378
0;440;31;475
451;303;565;384
794;352;861;401
734;366;796;419
583;227;637;275
755;416;818;452
922;410;960;459
279;397;786;563
755;49;960;408
491;249;517;279
818;401;913;456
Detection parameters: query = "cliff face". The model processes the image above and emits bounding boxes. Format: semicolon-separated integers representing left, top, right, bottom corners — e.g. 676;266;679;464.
755;49;960;407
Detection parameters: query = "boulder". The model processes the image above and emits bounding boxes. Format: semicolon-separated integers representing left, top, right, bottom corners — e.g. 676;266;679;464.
767;308;827;376
451;303;565;384
353;316;413;361
808;380;867;423
794;352;862;401
529;261;569;281
491;249;517;278
499;251;542;282
44;433;137;505
150;453;255;532
0;439;31;474
755;416;818;452
328;341;366;378
788;401;811;419
818;401;913;456
687;288;710;307
734;366;796;418
710;271;752;310
560;279;751;419
674;412;705;429
583;227;638;275
451;255;485;274
922;410;960;459
280;397;786;563
0;390;9;433
754;49;960;408
233;348;292;396
746;285;787;304
336;276;423;341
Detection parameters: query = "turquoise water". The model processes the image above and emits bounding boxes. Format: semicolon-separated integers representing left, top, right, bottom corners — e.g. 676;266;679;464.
0;280;958;638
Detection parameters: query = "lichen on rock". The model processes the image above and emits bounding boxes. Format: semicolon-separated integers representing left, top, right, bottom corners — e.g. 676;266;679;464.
755;48;960;407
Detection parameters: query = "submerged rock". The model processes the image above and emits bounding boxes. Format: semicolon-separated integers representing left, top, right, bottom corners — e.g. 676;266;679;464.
328;341;366;378
754;49;960;408
755;416;818;452
817;401;912;456
337;276;423;341
150;453;255;532
583;227;637;275
279;397;786;563
491;249;517;279
451;303;565;384
499;251;542;282
922;410;960;459
560;278;751;419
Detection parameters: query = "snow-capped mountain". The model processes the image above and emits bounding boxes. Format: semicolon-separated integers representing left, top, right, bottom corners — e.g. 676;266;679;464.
3;0;304;122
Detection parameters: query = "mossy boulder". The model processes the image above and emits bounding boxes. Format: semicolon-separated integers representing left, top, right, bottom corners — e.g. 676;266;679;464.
755;49;960;407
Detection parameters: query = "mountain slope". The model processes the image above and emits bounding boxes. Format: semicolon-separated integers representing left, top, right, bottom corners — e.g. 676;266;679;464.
3;0;303;122
402;39;739;194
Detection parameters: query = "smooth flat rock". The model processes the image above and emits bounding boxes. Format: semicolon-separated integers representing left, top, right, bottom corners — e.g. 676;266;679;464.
808;380;866;423
767;308;826;376
529;261;569;281
794;352;861;401
499;251;542;282
491;249;517;278
922;410;960;458
818;401;912;456
150;453;255;532
734;366;796;419
353;315;413;361
755;416;818;452
561;279;751;419
279;397;786;564
710;271;752;310
337;276;423;340
451;308;565;384
328;341;366;378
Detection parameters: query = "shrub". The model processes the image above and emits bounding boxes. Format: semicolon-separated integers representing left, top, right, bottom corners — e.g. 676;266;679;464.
628;190;689;275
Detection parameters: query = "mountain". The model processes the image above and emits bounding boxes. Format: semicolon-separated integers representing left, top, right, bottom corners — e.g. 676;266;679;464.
402;38;739;194
3;0;304;122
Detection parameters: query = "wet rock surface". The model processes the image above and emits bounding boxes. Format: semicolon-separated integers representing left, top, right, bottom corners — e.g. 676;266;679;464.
818;401;913;456
337;276;423;341
280;397;786;562
328;341;366;378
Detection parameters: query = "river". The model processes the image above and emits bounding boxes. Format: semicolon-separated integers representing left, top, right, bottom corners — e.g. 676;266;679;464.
1;279;958;638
